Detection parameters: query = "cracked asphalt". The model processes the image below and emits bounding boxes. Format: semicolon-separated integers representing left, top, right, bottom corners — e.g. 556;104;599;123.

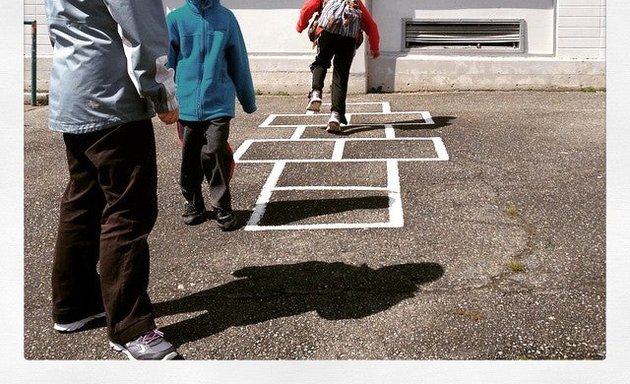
23;91;605;361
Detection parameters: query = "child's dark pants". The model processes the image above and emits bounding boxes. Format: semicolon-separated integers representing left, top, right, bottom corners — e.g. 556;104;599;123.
179;117;233;212
310;29;357;124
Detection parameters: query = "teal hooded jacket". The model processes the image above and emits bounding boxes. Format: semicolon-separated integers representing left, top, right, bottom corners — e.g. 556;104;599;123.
166;0;257;121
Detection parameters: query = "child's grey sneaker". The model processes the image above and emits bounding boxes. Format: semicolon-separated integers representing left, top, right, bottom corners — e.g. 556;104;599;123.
54;312;105;332
306;90;322;112
182;201;206;225
216;209;238;231
109;329;178;360
326;111;342;132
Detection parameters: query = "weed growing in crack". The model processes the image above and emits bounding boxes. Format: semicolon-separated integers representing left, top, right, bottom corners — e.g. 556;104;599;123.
506;204;520;217
508;258;526;273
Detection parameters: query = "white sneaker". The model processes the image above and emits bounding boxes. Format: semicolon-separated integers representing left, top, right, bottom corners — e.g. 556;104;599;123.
54;312;105;332
326;111;342;132
306;90;322;112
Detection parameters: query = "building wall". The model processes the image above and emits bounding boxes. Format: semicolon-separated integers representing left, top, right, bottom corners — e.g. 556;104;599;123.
557;0;606;59
24;0;606;96
367;0;605;91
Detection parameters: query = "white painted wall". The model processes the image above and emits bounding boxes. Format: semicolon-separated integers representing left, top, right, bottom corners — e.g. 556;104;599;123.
24;0;606;95
557;0;606;59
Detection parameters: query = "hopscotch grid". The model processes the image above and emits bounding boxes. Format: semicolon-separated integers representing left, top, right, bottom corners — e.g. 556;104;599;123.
233;138;449;163
259;111;433;128
240;104;446;231
237;158;446;164
235;137;443;143
245;222;402;231
271;186;391;192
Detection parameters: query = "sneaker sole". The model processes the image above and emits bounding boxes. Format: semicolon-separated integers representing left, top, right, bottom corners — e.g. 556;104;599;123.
326;122;341;132
109;341;178;360
217;219;238;231
306;100;321;112
183;214;206;225
54;312;106;332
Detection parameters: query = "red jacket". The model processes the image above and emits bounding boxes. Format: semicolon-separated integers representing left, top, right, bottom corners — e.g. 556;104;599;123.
296;0;380;56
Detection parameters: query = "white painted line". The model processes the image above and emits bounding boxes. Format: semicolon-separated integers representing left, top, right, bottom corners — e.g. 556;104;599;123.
332;139;346;160
237;158;446;164
258;111;433;127
271;186;389;192
384;124;395;139
242;160;406;232
232;139;253;162
239;107;445;231
432;137;449;161
246;161;286;227
420;111;434;125
245;221;403;231
234;137;449;163
291;125;307;140
259;114;277;128
237;137;436;143
350;111;427;116
323;101;387;107
386;159;404;227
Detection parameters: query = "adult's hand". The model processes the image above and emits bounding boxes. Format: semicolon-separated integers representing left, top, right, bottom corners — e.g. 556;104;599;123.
158;108;179;124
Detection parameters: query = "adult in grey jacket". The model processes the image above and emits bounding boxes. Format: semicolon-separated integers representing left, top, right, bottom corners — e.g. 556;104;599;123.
46;0;179;360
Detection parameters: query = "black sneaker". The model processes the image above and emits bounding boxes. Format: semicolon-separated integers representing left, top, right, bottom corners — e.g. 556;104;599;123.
182;201;206;225
110;329;178;360
216;209;238;231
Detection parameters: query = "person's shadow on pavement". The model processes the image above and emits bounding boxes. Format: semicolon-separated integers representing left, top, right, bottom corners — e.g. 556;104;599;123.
154;260;444;347
337;115;457;136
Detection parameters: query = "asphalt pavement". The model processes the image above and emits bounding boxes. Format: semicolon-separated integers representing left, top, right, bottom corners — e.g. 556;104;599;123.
23;91;606;360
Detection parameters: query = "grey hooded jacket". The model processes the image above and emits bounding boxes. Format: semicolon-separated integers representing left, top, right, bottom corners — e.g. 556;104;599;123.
46;0;178;133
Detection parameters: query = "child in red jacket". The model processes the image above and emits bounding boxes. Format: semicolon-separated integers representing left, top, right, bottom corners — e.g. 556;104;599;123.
296;0;380;132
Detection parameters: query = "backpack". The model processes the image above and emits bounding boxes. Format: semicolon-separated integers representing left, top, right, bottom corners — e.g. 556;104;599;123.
317;0;362;40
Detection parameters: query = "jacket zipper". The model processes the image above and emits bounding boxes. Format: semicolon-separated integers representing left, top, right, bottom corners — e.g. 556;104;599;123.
198;7;206;120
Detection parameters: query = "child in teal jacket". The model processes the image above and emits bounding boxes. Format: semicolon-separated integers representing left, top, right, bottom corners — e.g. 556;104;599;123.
167;0;257;230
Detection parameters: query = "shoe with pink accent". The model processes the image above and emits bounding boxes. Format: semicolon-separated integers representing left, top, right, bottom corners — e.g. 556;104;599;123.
109;329;178;360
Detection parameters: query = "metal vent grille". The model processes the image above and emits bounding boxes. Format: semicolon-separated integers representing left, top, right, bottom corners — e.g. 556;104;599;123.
404;19;525;52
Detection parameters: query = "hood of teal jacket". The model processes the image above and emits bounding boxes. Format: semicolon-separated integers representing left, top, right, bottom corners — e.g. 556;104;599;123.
186;0;219;13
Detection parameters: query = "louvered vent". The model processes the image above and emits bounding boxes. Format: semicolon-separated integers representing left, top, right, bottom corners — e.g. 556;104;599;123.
404;19;525;52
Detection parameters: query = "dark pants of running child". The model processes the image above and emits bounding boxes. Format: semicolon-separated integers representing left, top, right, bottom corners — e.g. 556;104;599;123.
179;117;233;212
310;29;357;125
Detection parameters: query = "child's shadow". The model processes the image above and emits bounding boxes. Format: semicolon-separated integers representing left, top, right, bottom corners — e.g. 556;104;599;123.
337;115;457;135
155;261;444;346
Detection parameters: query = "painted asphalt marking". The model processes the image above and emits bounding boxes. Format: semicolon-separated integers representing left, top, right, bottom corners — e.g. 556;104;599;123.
260;111;434;128
235;102;448;231
233;138;448;163
244;159;404;231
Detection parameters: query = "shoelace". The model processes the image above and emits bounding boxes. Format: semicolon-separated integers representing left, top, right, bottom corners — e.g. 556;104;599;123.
140;329;164;344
